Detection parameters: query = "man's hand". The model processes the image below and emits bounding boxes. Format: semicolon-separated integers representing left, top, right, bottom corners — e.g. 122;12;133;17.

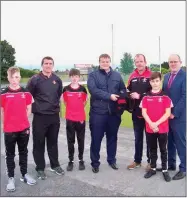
130;92;140;99
110;94;119;101
169;114;175;119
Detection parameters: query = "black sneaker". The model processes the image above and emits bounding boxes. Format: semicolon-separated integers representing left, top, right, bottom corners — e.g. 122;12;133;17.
79;161;85;170
67;162;74;171
92;167;99;173
37;170;47;180
144;169;156;178
50;166;65;175
162;171;171;182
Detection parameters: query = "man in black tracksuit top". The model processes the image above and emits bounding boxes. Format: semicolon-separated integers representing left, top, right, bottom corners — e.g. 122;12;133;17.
87;54;127;173
127;54;152;171
26;56;64;179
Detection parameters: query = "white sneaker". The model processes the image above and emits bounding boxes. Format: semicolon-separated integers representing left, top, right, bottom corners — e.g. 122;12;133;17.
20;173;36;185
6;177;15;192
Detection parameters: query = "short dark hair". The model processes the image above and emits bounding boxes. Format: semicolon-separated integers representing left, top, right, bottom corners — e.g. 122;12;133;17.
150;72;162;80
99;54;111;62
69;68;80;77
134;54;147;62
41;56;54;65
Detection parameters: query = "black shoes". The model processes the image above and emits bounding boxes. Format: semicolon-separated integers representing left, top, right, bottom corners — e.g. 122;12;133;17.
67;162;74;171
67;161;86;171
173;171;186;180
109;163;119;170
79;161;85;170
92;167;99;173
162;171;171;182
92;163;118;173
144;169;156;178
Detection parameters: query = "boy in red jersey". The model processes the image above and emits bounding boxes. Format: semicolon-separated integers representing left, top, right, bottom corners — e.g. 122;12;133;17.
140;72;173;182
61;69;87;171
1;67;36;192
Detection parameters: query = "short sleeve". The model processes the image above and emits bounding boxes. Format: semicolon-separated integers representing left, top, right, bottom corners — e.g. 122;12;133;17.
1;94;5;108
164;96;173;108
25;92;33;105
139;97;147;109
82;86;88;102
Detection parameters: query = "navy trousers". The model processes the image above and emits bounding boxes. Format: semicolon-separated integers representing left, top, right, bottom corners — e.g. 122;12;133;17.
89;112;121;168
168;119;186;172
132;113;150;164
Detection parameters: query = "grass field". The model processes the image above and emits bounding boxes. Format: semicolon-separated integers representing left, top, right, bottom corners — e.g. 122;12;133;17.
60;102;133;128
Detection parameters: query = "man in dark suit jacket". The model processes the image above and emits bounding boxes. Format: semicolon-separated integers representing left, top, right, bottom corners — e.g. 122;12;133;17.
162;54;186;180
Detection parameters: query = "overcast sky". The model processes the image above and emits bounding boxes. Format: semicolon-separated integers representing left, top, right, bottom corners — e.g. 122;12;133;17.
1;1;185;69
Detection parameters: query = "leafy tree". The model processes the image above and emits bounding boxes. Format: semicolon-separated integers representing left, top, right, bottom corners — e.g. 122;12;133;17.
119;52;134;74
161;61;169;69
19;67;38;78
150;64;160;72
1;40;16;81
161;68;169;74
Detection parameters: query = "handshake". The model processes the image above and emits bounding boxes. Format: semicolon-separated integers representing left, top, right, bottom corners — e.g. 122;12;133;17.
149;122;159;133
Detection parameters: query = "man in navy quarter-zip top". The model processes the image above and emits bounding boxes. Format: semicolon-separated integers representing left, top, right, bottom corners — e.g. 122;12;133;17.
87;53;127;173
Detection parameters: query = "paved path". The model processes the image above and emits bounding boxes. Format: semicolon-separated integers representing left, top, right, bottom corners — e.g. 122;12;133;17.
1;116;186;196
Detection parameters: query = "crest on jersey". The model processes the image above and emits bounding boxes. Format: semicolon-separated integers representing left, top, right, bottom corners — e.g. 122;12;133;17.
21;93;25;98
53;80;56;84
143;78;147;82
158;97;162;102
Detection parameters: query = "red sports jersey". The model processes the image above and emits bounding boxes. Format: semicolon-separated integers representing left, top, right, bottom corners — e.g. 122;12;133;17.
62;84;87;121
140;90;173;133
1;87;33;133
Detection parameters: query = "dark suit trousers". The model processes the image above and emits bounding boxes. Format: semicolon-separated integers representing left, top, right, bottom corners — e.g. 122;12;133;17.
89;112;121;168
168;119;186;172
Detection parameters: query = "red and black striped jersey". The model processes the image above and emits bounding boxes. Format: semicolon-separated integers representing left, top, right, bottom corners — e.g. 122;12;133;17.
140;90;173;133
61;84;87;121
1;86;33;132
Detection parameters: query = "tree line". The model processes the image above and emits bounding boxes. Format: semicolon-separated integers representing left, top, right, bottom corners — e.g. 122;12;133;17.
1;40;186;81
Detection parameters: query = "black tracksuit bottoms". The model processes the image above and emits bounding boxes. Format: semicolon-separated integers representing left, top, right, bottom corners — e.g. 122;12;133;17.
32;113;60;171
66;119;85;162
4;128;30;178
146;132;168;170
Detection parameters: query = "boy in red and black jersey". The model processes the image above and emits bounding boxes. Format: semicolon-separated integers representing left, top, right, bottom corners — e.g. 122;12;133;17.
61;68;87;171
127;54;152;170
140;72;173;182
1;67;36;192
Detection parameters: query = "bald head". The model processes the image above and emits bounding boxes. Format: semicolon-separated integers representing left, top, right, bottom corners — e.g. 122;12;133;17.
168;54;182;73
